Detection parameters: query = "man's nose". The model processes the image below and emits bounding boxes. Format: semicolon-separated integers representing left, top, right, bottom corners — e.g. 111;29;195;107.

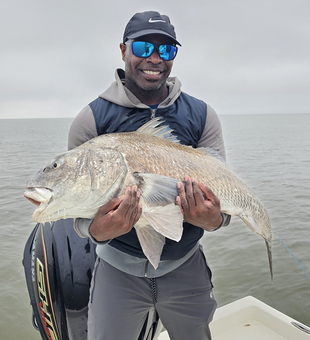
146;49;162;63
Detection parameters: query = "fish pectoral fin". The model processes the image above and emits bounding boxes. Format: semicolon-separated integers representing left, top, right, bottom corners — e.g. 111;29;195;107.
135;222;165;270
134;173;180;206
143;204;183;242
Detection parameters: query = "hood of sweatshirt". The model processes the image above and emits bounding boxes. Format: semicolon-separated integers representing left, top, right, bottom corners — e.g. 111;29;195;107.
99;69;182;109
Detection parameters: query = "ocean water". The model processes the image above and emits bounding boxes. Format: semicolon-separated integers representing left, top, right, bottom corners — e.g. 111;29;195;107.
0;114;309;339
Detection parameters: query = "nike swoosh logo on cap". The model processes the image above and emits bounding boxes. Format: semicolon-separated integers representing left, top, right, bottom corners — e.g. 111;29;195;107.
148;18;166;23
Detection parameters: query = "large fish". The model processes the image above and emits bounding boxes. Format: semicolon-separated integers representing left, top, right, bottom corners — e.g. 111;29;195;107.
24;119;272;278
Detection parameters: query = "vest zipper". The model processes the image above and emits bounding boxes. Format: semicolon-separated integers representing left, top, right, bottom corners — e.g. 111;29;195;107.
151;109;156;119
150;278;157;305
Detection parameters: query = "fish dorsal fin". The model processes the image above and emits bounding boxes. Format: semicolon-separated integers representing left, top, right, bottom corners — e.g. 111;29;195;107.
137;118;180;143
197;147;226;163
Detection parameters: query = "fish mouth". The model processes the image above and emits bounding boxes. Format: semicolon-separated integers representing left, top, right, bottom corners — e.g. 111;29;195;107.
24;187;53;221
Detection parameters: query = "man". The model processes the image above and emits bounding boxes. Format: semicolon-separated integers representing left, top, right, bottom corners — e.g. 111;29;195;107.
68;10;230;340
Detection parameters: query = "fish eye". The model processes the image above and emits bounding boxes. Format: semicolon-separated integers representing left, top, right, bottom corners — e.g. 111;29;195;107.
52;162;60;169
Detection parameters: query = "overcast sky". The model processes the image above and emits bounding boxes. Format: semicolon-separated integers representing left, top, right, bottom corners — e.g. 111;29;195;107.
1;0;309;119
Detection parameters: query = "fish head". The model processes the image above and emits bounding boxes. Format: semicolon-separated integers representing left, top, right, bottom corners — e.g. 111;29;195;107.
24;148;128;223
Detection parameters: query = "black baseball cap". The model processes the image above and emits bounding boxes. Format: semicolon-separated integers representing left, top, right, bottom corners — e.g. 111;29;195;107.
123;11;181;46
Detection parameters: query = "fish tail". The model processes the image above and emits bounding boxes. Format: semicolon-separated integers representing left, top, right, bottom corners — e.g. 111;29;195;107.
265;239;273;282
239;212;273;280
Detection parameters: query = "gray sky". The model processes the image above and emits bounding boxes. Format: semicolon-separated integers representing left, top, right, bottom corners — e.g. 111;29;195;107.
1;0;309;119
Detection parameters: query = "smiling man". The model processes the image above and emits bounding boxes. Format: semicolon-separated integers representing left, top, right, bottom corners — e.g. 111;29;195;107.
68;10;230;340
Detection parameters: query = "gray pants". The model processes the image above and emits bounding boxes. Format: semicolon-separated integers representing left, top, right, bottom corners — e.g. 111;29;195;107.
88;246;217;340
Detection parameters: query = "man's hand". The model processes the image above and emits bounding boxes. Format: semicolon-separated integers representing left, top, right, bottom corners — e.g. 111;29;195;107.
89;186;142;242
176;176;222;231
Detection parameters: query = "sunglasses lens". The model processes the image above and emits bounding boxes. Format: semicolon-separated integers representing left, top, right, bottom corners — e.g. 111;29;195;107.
158;44;178;61
132;42;154;58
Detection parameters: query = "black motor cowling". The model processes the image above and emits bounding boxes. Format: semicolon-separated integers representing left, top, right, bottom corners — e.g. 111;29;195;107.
23;219;97;340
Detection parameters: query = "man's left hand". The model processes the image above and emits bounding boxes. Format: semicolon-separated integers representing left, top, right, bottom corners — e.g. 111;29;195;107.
176;176;222;231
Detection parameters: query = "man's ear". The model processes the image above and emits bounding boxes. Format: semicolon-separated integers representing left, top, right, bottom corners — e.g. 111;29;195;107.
120;43;126;62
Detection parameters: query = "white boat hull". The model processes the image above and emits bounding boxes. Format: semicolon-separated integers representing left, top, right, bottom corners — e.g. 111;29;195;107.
158;296;310;340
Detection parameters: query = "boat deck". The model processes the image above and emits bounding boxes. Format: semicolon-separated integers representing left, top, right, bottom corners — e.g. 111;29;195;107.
158;296;310;340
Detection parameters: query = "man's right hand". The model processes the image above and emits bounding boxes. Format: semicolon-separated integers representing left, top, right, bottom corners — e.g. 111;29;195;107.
89;186;142;242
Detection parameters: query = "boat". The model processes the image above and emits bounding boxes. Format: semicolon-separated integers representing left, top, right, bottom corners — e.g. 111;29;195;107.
158;296;310;340
23;220;310;340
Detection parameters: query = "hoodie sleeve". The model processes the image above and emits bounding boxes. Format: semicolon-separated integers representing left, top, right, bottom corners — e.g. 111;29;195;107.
198;104;231;228
197;104;226;161
68;105;98;150
74;218;111;245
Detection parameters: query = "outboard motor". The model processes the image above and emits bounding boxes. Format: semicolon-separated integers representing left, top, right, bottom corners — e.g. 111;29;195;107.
23;219;97;340
23;219;163;340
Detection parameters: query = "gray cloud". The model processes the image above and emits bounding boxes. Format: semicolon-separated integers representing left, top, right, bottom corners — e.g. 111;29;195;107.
1;0;309;118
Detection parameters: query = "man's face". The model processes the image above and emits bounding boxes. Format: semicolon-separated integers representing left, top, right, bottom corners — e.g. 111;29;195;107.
120;34;174;93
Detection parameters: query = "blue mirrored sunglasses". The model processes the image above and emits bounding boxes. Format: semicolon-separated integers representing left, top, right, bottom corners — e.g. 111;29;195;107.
130;41;178;61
